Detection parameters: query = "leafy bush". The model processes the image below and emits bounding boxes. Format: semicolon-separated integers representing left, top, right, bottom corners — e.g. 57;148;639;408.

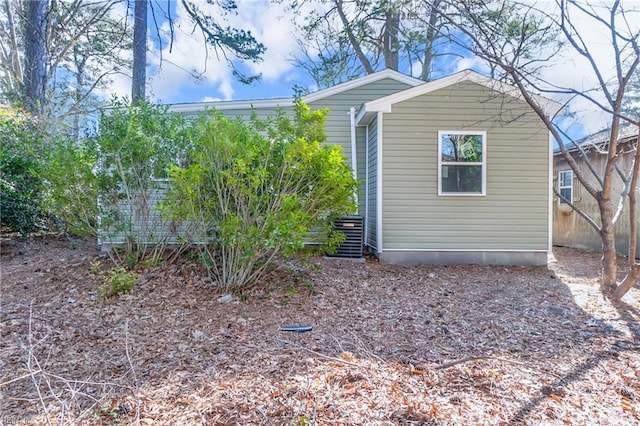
42;137;99;236
0;107;100;237
94;264;138;298
94;99;193;262
0;108;46;235
162;102;357;291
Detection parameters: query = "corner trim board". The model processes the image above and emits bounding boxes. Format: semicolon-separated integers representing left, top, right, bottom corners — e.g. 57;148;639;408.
376;111;383;254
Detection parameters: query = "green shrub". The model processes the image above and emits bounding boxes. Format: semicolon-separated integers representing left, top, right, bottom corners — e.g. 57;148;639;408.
96;266;138;298
161;102;357;291
0;107;99;237
0;108;46;235
42;137;99;236
94;99;193;263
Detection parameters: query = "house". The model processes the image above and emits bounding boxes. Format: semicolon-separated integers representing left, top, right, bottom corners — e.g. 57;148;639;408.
130;69;560;266
553;124;640;257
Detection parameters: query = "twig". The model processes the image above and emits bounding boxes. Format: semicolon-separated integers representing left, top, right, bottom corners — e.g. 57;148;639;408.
124;319;142;425
435;355;561;378
20;302;131;424
0;370;43;387
26;301;53;426
348;330;389;366
276;338;363;368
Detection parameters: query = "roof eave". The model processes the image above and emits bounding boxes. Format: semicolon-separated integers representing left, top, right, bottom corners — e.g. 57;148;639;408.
168;97;294;114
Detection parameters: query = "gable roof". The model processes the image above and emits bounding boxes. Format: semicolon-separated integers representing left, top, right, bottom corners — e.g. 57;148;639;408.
169;69;423;114
302;69;423;103
356;69;563;125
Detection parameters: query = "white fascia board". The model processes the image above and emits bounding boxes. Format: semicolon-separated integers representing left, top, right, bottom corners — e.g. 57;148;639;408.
360;69;563;119
303;69;422;104
168;97;294;114
355;107;377;126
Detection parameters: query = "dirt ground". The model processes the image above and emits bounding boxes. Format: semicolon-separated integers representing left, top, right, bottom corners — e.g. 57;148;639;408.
1;234;639;425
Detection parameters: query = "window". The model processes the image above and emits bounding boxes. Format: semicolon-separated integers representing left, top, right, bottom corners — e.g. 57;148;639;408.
558;170;573;204
438;131;486;195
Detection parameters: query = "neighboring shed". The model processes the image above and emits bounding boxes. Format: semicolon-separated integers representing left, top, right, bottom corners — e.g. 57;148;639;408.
553;124;640;257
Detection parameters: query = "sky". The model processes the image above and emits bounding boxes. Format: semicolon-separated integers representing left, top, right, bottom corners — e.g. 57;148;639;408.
108;0;317;104
105;0;639;137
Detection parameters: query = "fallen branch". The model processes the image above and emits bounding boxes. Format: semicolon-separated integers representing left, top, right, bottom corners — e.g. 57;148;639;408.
275;338;363;368
435;355;561;378
124;319;142;423
0;370;43;387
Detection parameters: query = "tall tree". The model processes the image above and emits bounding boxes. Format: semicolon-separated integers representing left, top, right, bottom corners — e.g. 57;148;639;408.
288;0;449;87
131;0;147;103
22;0;49;115
130;0;266;102
1;0;131;128
0;0;23;102
54;1;132;139
441;0;639;299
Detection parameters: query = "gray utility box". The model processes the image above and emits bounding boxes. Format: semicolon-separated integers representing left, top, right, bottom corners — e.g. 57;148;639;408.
328;215;364;259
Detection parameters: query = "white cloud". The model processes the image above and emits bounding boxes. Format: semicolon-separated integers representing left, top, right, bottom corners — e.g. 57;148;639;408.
202;96;222;102
147;1;234;101
93;1;134;101
454;56;491;75
145;0;307;102
232;2;299;81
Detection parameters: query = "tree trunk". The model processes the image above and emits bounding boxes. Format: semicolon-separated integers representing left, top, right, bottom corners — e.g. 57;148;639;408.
383;9;400;70
2;0;23;91
598;196;618;293
132;0;147;104
23;0;49;115
420;0;441;81
72;55;85;142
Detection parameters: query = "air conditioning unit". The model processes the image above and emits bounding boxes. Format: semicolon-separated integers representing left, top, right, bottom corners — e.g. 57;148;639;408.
328;215;364;259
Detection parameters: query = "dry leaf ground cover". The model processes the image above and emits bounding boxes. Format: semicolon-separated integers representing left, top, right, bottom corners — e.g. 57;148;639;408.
1;235;639;425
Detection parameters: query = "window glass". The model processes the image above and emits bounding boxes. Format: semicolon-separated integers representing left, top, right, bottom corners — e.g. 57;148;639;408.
558;170;573;204
441;134;483;162
439;132;485;195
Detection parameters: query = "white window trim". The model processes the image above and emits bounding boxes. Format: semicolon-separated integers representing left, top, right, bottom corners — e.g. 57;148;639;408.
437;130;487;196
558;169;573;205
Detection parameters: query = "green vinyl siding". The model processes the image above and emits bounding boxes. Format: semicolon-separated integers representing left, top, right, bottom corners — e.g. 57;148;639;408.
381;81;549;251
356;126;367;214
366;117;378;249
99;181;206;246
307;78;415;163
